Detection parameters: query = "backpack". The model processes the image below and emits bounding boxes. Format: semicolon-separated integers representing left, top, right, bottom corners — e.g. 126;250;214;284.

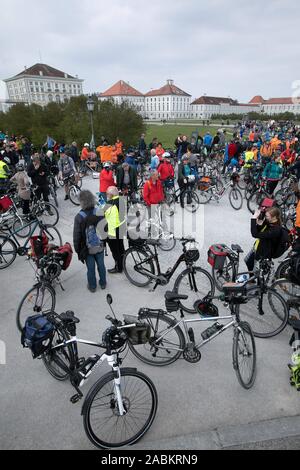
62;157;72;175
21;315;54;359
272;227;290;259
80;209;104;255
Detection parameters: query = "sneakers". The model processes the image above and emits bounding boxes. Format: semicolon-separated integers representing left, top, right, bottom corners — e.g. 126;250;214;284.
108;268;119;274
99;282;107;290
64;195;69;201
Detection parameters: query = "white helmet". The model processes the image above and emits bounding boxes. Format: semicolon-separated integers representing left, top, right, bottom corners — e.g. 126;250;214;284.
84;143;90;147
162;152;171;159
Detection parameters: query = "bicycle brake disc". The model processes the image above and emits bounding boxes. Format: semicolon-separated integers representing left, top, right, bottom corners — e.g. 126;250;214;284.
183;346;201;363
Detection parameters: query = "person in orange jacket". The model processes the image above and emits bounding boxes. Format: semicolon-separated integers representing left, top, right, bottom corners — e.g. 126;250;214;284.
115;138;123;156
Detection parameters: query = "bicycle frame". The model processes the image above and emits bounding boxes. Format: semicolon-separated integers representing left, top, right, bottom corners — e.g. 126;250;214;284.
2;218;44;251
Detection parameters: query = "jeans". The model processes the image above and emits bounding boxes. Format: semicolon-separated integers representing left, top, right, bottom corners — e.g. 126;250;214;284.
86;252;106;289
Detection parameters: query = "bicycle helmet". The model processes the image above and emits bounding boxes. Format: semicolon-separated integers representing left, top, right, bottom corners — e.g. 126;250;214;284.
162;152;171;159
193;299;219;318
84;143;90;147
185;249;200;263
102;326;127;350
16;163;25;172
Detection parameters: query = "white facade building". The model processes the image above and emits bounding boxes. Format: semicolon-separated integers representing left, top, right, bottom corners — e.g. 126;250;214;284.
249;96;300;115
144;80;191;120
191;96;260;119
4;63;84;107
99;80;145;115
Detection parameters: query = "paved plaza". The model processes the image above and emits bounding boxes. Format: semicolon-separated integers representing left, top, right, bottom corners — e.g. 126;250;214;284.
0;176;299;450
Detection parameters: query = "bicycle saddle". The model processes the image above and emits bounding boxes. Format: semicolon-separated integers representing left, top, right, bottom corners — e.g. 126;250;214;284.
231;244;244;254
60;311;80;324
165;291;188;301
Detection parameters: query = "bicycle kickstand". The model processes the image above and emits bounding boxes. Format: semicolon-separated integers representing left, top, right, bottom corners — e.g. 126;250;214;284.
149;281;159;293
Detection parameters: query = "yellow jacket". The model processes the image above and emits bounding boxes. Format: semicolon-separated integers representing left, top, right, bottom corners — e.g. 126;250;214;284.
105;196;125;237
0;161;9;179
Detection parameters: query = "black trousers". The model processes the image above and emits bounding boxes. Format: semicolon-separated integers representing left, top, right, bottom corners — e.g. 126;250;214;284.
107;238;125;272
35;185;49;202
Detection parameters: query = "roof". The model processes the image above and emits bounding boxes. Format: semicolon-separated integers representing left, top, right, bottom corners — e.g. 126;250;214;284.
145;81;191;97
249;95;295;105
100;80;144;97
5;63;79;80
249;95;265;104
191;96;238;105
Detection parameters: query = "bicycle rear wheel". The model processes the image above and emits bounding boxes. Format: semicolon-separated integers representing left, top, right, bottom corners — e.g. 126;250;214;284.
173;266;215;313
129;312;185;366
271;278;300;322
36;202;59;227
240;286;289;338
83;369;158;449
233;321;256;389
123;247;155;287
16;283;56;332
183;191;200;213
43;225;63;247
42;325;74;380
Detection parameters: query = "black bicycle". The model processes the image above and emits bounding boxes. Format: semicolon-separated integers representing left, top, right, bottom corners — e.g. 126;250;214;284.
0;217;62;270
208;244;289;338
123;237;215;313
26;295;158;449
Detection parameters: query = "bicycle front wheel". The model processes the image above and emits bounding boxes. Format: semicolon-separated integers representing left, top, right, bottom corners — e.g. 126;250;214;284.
241;286;289;338
229;187;243;211
0;236;17;270
174;266;215;313
182;191;200;213
69;185;81;206
83;369;158;449
158;232;176;252
16;283;56;332
38;202;59;227
233;321;256;389
43;225;63;247
123;247;155;287
129;312;185;366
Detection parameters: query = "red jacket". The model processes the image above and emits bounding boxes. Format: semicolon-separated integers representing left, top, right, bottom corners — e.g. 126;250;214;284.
228;143;237;158
100;169;115;193
158;162;175;181
143;179;165;206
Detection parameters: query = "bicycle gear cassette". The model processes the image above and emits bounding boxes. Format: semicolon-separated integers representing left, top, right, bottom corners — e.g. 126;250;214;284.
183;346;201;363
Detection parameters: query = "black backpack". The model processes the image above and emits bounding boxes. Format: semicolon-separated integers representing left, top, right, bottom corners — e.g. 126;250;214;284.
272;227;290;259
21;315;54;358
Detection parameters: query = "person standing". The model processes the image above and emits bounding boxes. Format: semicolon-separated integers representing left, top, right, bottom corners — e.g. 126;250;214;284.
116;162;137;193
262;155;283;195
27;155;50;202
70;142;79;169
58;148;78;200
73;190;106;292
10;163;31;215
105;186;126;274
100;162;115;202
138;134;147;157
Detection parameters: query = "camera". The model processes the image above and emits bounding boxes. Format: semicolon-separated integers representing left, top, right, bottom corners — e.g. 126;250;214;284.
258;207;266;220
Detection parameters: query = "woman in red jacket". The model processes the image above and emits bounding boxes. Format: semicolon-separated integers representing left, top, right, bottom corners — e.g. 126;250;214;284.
100;162;115;201
143;170;165;206
158;153;175;184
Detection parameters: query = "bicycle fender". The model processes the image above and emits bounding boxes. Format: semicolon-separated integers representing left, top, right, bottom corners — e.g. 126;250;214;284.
81;368;137;416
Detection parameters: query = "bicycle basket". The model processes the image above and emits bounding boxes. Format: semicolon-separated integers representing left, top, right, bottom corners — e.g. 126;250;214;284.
207;244;229;269
185;249;200;263
123;316;151;345
21;315;55;359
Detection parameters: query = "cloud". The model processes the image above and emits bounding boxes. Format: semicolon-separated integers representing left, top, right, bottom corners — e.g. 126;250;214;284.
0;0;299;102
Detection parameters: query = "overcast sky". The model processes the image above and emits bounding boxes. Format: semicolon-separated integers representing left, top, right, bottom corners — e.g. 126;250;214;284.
1;0;299;102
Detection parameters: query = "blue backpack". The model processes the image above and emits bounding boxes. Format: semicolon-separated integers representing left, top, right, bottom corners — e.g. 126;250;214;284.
21;315;54;358
80;209;104;255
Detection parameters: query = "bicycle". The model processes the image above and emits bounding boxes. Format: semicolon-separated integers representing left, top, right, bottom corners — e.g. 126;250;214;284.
27;295;158;449
48;175;59;208
198;173;243;210
16;252;66;332
164;180;200;213
30;186;59;227
61;174;82;206
79;157;101;177
0;217;62;270
127;287;256;390
208;244;289;338
142;203;176;252
123;237;215;313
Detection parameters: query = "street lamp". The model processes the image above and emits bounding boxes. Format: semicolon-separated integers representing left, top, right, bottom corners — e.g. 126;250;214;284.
87;95;95;150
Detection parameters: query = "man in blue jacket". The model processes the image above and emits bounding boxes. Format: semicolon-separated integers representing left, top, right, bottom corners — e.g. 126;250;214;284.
203;132;213;153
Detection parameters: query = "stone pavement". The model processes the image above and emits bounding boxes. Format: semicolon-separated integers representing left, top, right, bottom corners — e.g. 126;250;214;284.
0;176;299;450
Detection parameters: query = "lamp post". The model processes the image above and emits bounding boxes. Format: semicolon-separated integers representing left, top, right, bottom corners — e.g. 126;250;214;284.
87;95;95;151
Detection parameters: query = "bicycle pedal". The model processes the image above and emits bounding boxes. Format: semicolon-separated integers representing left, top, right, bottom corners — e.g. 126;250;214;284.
70;394;82;404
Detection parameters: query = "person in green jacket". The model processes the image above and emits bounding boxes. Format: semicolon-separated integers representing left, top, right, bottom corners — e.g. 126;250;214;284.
263;155;283;195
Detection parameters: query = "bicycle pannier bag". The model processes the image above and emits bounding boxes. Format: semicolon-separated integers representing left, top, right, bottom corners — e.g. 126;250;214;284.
0;195;13;213
30;233;49;259
21;315;54;358
208;244;229;269
125;322;151;345
56;243;73;270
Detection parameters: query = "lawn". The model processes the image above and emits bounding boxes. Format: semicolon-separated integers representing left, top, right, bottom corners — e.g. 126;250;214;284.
145;123;232;149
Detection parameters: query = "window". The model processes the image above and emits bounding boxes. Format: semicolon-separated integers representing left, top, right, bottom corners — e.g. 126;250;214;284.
56;95;60;103
48;94;53;102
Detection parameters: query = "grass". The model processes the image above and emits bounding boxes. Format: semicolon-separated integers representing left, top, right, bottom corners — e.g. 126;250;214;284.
145;124;232;149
